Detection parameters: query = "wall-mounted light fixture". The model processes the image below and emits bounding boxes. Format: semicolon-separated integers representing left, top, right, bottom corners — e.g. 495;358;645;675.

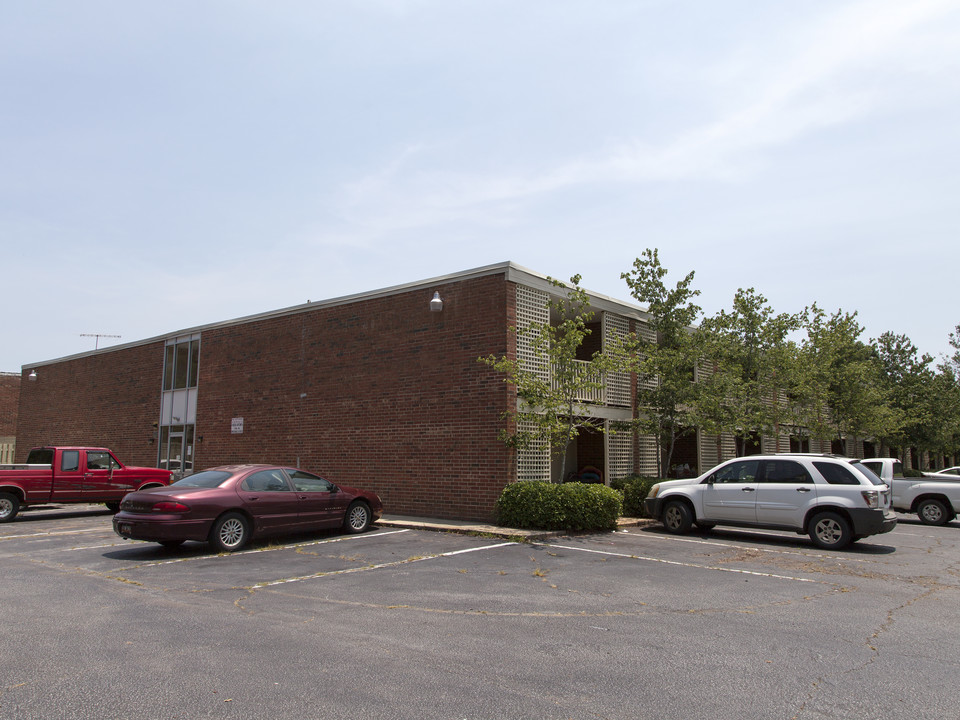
430;291;443;312
28;370;37;381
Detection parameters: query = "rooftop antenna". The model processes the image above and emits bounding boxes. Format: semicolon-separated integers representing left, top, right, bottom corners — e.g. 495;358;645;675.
80;333;121;350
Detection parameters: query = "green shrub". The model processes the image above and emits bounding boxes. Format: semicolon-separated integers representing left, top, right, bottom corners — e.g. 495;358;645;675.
496;481;623;531
611;475;661;517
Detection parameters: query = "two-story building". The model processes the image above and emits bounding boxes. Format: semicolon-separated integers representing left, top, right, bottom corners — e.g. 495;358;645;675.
17;263;664;520
15;261;845;521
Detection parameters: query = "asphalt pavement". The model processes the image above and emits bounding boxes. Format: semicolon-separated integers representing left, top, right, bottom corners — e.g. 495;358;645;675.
3;505;959;719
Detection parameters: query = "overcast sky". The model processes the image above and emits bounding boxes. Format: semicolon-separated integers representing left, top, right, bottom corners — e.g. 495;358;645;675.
3;0;958;373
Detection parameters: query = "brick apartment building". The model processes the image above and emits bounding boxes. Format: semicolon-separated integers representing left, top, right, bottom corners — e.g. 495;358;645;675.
0;372;19;463
14;262;858;520
16;263;670;521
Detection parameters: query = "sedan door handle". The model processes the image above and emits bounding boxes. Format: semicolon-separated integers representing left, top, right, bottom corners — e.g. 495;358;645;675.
741;487;756;492
796;487;812;493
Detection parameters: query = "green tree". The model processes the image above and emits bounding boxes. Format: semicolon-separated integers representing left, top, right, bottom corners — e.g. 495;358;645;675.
480;275;607;482
871;332;932;461
925;367;960;463
949;324;960;370
698;288;801;454
619;249;702;477
939;325;960;460
800;305;894;451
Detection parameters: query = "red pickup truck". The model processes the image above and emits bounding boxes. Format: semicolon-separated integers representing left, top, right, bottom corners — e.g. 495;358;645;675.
0;447;173;522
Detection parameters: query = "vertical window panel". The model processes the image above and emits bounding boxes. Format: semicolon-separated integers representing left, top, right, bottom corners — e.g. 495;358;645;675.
188;339;200;388
163;345;175;390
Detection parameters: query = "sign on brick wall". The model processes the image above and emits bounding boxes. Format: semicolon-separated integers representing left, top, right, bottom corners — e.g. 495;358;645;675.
231;417;244;434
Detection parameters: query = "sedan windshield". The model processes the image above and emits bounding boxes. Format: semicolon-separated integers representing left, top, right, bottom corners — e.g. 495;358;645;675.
171;470;234;488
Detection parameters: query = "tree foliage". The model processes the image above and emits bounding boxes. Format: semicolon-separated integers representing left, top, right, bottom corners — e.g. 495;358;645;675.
619;249;702;477
799;305;895;447
698;288;800;454
481;252;960;480
480;275;607;481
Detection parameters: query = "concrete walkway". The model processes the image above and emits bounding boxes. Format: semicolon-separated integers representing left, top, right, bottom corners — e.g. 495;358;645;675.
377;514;653;540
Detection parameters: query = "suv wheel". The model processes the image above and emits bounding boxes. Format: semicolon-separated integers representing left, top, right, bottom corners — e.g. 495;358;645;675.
662;500;693;534
808;511;852;550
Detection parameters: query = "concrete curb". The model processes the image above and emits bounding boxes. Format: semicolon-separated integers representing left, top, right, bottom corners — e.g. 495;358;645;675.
376;515;657;541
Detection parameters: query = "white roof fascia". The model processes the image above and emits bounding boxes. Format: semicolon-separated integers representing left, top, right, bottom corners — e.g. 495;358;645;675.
23;260;651;369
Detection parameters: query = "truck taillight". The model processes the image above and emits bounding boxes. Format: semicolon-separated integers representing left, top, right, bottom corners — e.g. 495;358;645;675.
152;501;190;513
861;490;880;509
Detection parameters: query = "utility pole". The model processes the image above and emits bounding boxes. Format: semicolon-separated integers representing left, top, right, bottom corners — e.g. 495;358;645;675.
80;333;122;350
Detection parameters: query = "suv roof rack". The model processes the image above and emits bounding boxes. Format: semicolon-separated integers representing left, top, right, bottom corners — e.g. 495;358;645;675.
772;452;852;459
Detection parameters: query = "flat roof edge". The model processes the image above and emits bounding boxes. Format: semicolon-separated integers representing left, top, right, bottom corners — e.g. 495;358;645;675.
22;260;649;369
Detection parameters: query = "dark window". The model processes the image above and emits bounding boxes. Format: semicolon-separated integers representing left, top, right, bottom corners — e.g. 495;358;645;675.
242;470;292;492
851;463;885;486
172;470;233;488
763;460;812;484
174;343;190;389
61;451;80;472
163;345;175;390
188;339;200;387
709;460;759;483
27;448;54;465
736;432;763;456
286;469;334;492
814;461;859;485
163;338;200;391
575;321;603;360
86;451;113;471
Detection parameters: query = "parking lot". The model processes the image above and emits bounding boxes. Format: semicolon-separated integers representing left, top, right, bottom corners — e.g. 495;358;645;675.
2;507;960;720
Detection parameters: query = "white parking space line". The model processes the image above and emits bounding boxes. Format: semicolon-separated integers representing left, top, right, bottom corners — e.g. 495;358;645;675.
440;542;515;556
893;530;950;538
624;531;878;563
255;540;518;588
122;528;415;567
63;542;133;551
541;542;823;584
0;528;105;541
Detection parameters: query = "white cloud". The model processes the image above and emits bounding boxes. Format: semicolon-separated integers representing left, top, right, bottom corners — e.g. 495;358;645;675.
331;0;959;237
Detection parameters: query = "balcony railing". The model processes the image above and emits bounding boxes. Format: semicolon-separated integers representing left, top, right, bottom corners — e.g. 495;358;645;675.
551;360;606;404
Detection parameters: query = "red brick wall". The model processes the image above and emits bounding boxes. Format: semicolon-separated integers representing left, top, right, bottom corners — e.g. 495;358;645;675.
0;373;20;437
16;273;519;521
197;275;516;521
16;343;167;467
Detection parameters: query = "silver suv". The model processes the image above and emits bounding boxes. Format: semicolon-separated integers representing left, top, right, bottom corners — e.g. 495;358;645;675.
644;454;897;549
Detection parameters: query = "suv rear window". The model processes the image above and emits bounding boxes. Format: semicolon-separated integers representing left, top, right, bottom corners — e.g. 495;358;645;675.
851;462;886;486
813;461;861;485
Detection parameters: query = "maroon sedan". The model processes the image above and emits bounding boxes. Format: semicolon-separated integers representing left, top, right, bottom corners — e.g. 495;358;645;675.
113;464;382;551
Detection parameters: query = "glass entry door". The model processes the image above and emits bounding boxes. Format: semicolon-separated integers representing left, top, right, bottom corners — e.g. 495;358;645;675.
159;425;194;478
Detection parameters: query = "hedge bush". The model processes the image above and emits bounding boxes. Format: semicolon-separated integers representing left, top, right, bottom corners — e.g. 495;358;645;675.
496;481;623;531
609;475;661;517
